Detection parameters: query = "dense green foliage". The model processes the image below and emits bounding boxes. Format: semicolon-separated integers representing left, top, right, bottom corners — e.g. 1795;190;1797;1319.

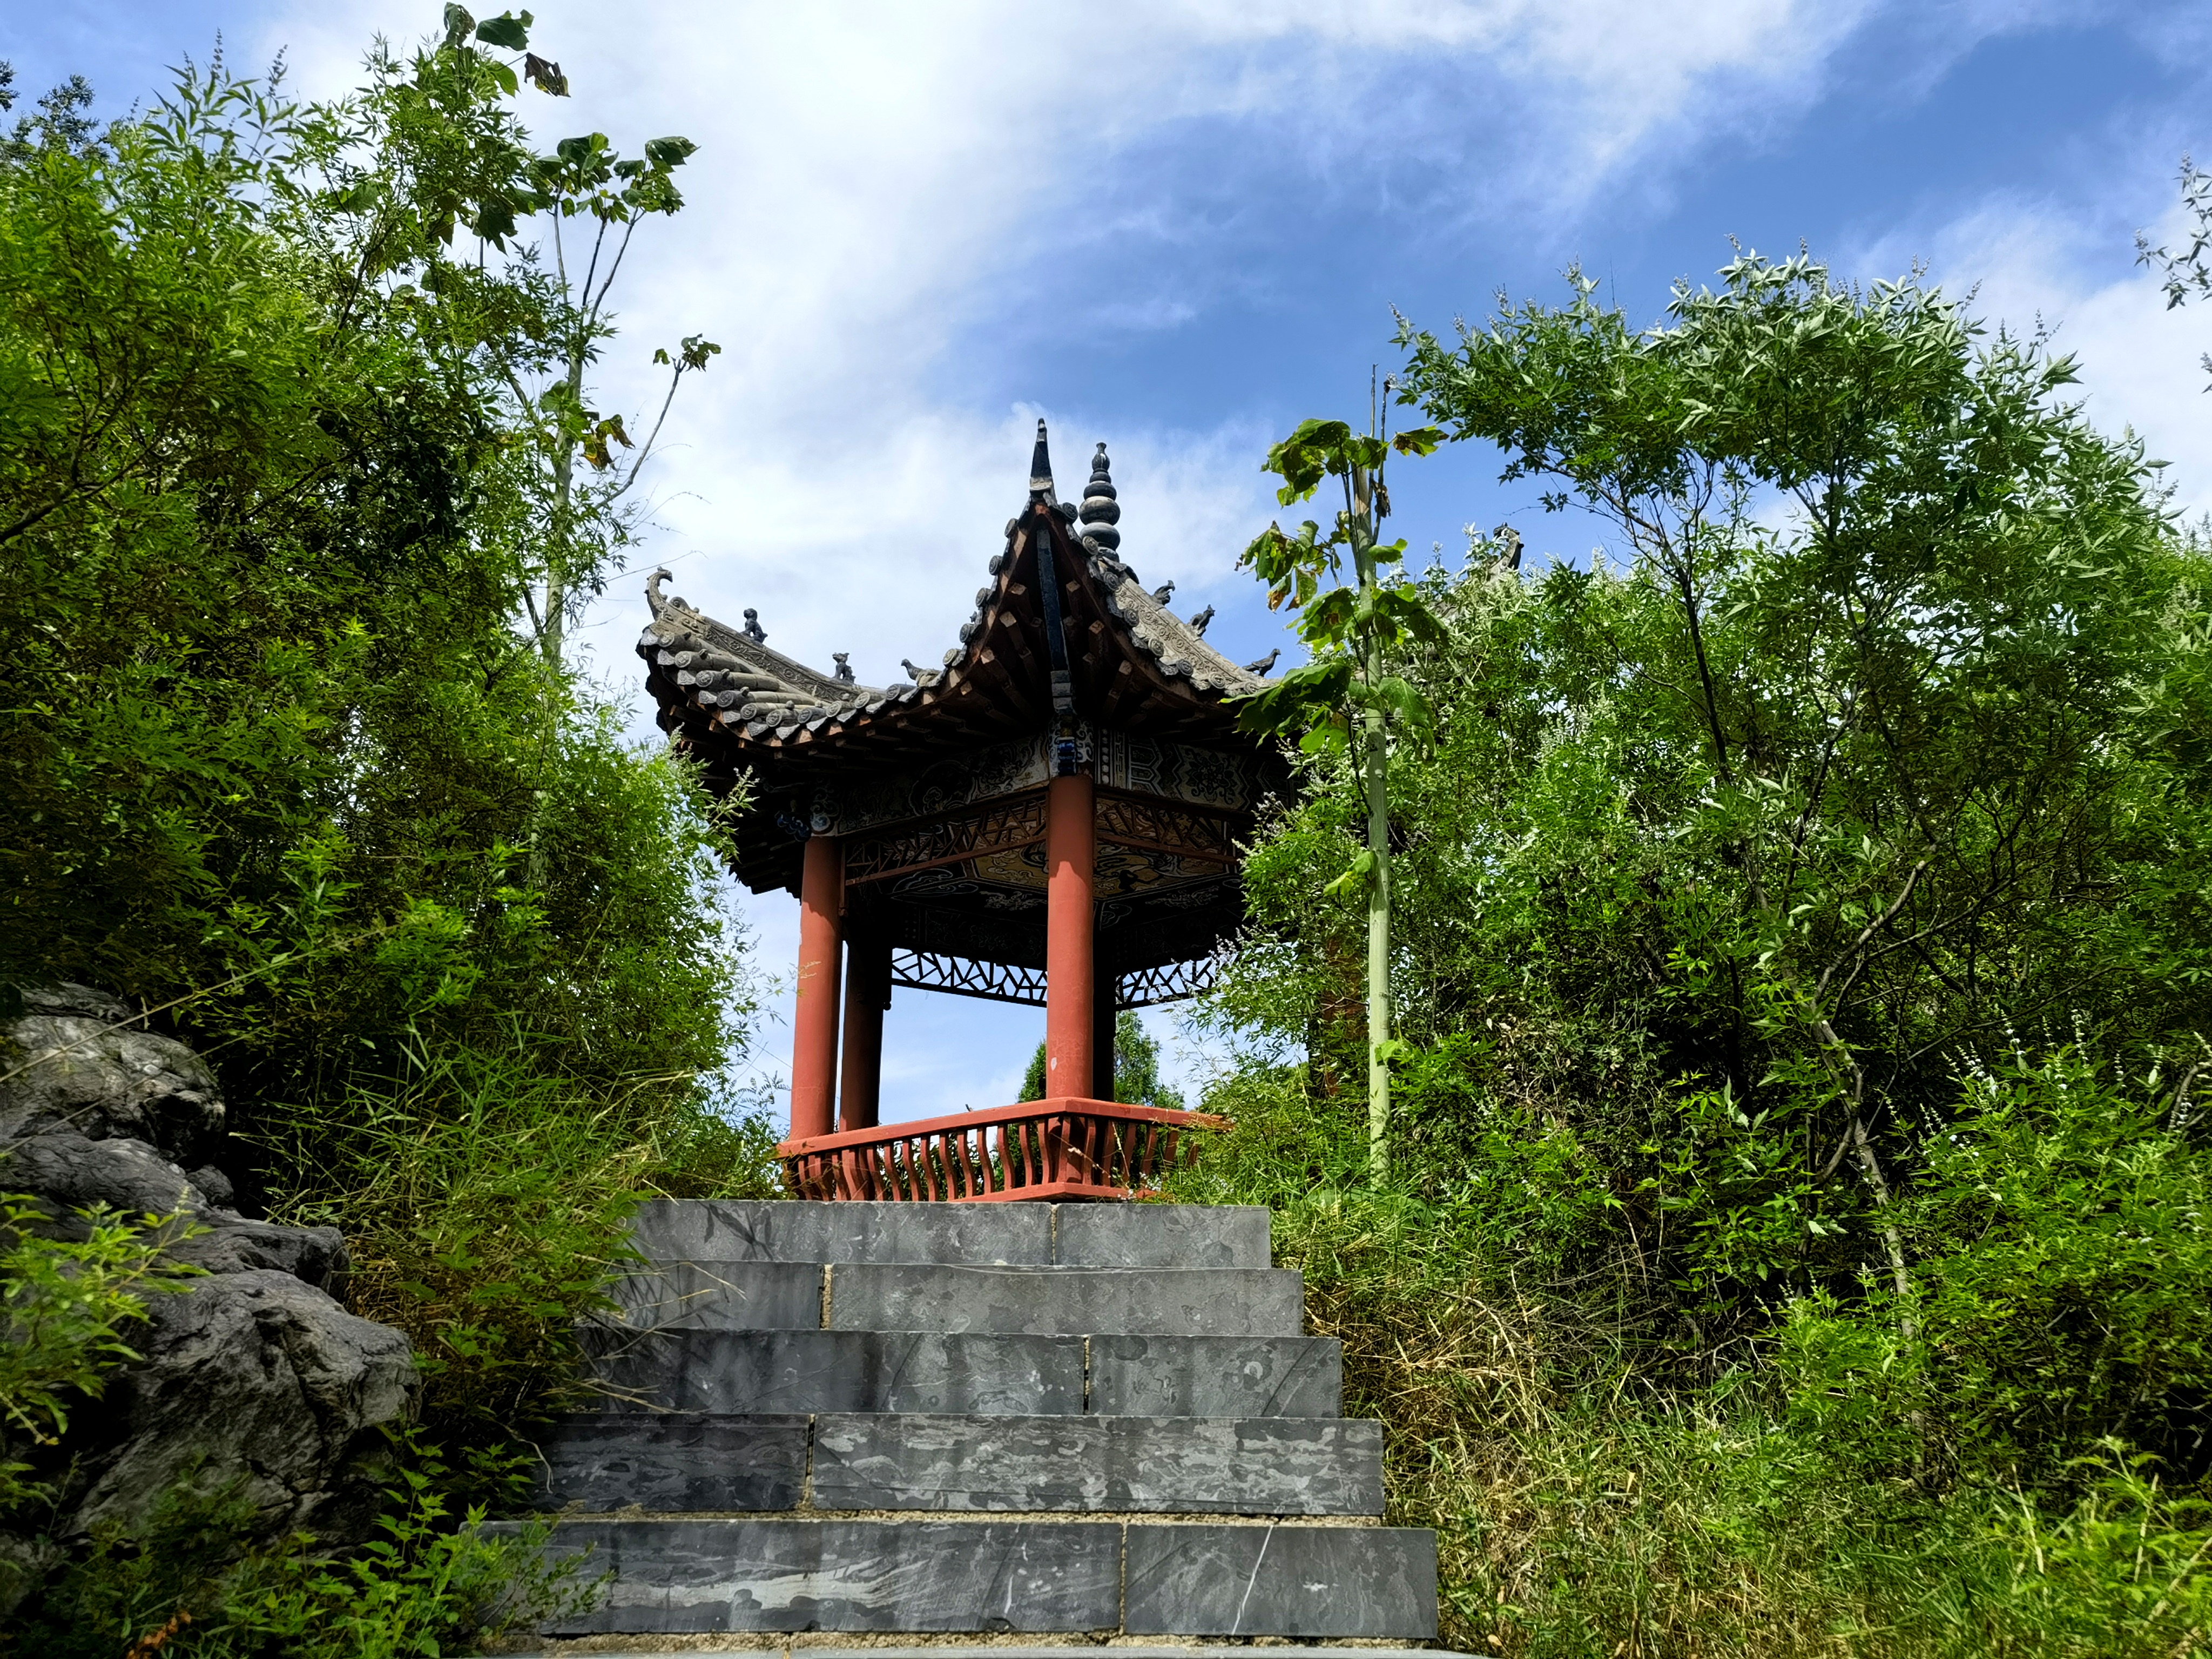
1181;253;2212;1653
0;21;767;1652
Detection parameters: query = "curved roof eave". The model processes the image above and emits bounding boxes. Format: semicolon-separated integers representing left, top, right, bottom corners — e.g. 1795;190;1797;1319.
638;475;1274;760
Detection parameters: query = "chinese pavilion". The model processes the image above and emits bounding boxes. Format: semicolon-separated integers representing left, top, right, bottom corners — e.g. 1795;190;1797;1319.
638;423;1282;1198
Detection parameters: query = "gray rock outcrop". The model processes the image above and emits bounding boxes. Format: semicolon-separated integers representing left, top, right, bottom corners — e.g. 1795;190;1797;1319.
0;984;417;1608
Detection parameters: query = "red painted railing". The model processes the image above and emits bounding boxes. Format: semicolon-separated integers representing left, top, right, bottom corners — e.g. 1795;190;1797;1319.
777;1097;1230;1203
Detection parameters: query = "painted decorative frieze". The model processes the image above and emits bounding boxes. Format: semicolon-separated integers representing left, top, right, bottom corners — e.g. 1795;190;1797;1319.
827;726;1260;839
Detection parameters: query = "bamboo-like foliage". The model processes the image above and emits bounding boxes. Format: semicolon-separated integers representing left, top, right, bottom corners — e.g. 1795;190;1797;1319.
1234;410;1445;1179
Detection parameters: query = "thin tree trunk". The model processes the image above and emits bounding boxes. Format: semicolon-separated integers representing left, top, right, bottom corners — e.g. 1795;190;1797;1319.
1364;694;1391;1181
1350;463;1390;1181
539;347;585;667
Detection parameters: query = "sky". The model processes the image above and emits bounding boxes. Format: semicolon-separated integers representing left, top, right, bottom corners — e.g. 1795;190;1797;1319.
10;1;2212;1127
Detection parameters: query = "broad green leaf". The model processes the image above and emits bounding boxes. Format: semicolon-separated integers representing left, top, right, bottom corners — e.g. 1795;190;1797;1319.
524;52;569;95
474;11;532;49
1324;847;1378;896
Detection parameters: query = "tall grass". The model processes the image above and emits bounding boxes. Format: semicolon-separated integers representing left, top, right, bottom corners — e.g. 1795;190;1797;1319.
248;1029;779;1446
1170;1068;2212;1658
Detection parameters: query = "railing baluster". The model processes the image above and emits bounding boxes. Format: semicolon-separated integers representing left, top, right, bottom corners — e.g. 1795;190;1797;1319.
779;1101;1228;1202
1082;1114;1105;1186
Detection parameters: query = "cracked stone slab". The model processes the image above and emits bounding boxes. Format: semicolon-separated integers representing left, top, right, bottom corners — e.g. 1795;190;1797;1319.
630;1201;1053;1267
506;1650;1479;1658
1123;1522;1438;1638
583;1328;1087;1415
504;1650;1480;1658
1053;1205;1271;1269
533;1414;806;1512
608;1261;823;1331
1087;1335;1341;1418
826;1265;1304;1337
810;1413;1383;1515
516;1518;1122;1634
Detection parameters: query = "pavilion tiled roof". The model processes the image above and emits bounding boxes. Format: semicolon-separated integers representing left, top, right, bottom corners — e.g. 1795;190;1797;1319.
638;427;1271;763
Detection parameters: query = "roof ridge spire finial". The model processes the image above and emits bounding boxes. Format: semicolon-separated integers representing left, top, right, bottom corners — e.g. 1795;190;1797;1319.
1028;419;1057;505
1078;440;1121;552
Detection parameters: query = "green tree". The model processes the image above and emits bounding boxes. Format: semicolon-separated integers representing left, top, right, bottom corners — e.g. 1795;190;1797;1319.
0;1199;197;1521
2138;152;2212;365
315;6;718;667
1232;412;1443;1179
1357;251;2194;1305
1020;1010;1186;1109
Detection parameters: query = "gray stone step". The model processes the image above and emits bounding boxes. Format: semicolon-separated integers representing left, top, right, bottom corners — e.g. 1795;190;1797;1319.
509;1517;1436;1638
509;1651;1478;1658
523;1517;1122;1635
629;1199;1051;1267
625;1199;1273;1270
536;1414;806;1512
1088;1333;1341;1417
611;1262;1303;1337
610;1260;822;1332
578;1328;1341;1418
583;1328;1087;1415
828;1264;1304;1337
537;1413;1381;1517
811;1413;1381;1515
1055;1204;1271;1268
1125;1523;1438;1638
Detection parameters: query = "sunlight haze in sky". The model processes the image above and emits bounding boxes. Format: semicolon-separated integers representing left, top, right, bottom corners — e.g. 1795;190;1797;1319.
10;1;2210;1124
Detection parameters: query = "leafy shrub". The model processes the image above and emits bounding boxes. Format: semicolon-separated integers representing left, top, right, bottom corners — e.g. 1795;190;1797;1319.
1781;1048;2212;1487
12;1448;592;1658
0;1197;198;1519
249;1032;779;1452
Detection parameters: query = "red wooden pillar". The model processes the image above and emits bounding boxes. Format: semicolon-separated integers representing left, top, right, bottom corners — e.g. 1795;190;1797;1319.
1091;941;1117;1102
790;833;843;1141
839;926;888;1131
1044;771;1096;1100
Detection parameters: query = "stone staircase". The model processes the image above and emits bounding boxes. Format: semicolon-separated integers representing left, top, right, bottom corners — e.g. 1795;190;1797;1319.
509;1199;1438;1642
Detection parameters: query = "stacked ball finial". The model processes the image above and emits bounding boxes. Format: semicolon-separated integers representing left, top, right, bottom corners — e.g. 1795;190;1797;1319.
1079;442;1121;552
